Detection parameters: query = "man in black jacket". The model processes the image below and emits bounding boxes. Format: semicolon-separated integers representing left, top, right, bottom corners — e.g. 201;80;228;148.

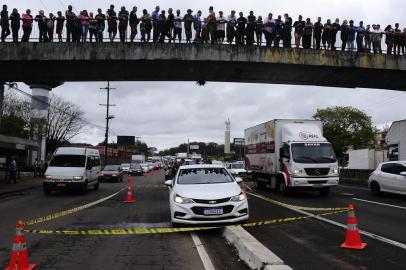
283;13;292;48
313;17;323;49
10;8;20;42
1;5;10;42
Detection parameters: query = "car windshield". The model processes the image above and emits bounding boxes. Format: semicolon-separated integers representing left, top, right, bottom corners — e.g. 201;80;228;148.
291;143;337;164
231;163;244;169
104;165;120;171
49;155;86;167
177;168;234;185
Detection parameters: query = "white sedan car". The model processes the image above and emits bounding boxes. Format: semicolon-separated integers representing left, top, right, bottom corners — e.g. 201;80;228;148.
368;161;406;196
165;164;249;226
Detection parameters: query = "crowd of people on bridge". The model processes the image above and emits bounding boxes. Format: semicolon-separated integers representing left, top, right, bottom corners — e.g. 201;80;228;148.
1;4;406;55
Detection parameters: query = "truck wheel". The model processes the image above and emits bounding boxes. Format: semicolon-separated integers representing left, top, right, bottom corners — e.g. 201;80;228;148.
255;180;266;190
319;187;330;197
370;182;381;196
278;180;289;195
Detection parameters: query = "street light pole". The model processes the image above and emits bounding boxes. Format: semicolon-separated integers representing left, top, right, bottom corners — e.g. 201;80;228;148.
100;81;116;166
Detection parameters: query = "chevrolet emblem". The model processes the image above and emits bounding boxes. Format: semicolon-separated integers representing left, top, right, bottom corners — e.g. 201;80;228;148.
209;200;217;204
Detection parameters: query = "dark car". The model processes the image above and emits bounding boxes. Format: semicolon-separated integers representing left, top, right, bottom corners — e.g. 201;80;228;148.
129;163;144;176
100;165;124;182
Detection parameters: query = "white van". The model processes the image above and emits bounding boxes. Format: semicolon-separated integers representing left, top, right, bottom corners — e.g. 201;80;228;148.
44;147;101;194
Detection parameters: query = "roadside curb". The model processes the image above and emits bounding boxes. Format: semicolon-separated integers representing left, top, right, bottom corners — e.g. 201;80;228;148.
222;226;293;270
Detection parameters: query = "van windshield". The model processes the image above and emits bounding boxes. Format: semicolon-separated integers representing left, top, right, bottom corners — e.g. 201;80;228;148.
49;155;86;167
291;143;337;164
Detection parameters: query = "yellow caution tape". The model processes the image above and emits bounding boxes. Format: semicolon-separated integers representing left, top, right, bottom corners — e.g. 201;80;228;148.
24;187;127;227
247;191;348;212
24;209;348;235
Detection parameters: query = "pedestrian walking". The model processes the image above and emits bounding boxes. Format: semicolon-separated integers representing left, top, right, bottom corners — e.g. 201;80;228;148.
322;19;332;50
236;12;247;45
95;9;106;42
151;6;160;43
256;16;263;46
340;20;349;51
1;5;10;42
216;11;227;43
129;6;139;42
10;8;20;43
21;9;33;42
293;15;304;48
173;9;182;43
183;9;193;43
35;10;48;42
226;10;237;44
118;6;129;43
356;21;365;52
65;5;76;42
39;160;45;177
89;12;97;42
33;159;39;177
313;17;323;49
331;18;340;50
303;18;313;49
107;5;117;42
56;11;65;42
46;13;55;42
283;13;292;48
7;159;17;184
140;9;152;42
264;13;275;47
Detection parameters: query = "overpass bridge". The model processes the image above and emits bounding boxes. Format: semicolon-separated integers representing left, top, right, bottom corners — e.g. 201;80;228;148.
0;42;405;91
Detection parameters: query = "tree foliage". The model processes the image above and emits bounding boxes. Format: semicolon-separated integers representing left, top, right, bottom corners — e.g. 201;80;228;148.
0;92;31;138
313;106;376;163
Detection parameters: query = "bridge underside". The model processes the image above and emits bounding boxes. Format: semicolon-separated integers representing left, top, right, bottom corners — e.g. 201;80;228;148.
0;43;405;91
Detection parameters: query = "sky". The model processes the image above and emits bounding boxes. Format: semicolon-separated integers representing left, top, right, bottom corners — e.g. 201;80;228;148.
5;1;406;151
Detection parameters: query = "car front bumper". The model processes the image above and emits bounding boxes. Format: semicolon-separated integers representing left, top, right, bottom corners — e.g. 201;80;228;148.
171;200;249;225
44;180;86;191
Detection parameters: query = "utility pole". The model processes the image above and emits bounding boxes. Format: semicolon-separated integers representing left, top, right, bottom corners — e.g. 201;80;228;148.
100;82;116;166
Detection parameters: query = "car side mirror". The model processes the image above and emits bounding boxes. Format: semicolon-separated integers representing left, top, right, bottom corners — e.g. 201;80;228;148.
164;180;173;186
400;172;406;176
235;177;243;183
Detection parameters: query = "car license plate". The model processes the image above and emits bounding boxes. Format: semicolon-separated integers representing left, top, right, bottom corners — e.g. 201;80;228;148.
204;208;223;215
314;184;324;188
57;183;66;187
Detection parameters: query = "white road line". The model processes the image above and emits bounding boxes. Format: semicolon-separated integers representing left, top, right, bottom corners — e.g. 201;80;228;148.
339;184;369;191
352;198;406;210
248;191;406;251
191;232;216;270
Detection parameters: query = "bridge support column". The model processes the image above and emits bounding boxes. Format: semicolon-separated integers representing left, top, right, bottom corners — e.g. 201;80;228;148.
28;82;63;162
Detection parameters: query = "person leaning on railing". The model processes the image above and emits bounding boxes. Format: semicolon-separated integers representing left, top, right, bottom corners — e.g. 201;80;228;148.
9;8;19;43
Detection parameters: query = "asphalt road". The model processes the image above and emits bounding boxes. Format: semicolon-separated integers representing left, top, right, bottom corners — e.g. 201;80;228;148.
0;170;247;270
245;183;406;270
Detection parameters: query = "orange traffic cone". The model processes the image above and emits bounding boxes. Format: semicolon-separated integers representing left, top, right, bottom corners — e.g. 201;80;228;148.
341;205;367;250
5;220;36;270
124;178;135;203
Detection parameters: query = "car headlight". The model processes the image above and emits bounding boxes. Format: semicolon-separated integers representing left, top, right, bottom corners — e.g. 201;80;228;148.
45;175;52;180
292;169;304;177
112;174;117;177
330;168;339;175
174;194;194;204
230;192;246;202
72;176;83;181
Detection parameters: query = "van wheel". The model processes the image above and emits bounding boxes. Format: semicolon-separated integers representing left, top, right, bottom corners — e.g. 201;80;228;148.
80;181;88;195
94;180;99;190
370;182;381;196
278;180;289;196
319;187;330;196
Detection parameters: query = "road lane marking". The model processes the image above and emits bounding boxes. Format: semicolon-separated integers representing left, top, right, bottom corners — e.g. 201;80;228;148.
339;184;369;191
248;191;406;251
340;193;355;196
191;232;216;270
352;198;406;210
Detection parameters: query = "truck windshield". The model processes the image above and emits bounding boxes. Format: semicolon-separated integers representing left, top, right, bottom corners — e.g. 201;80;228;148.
291;143;337;164
49;155;86;167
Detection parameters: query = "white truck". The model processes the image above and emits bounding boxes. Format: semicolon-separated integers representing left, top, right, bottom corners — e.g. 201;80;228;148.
245;119;339;196
132;154;146;164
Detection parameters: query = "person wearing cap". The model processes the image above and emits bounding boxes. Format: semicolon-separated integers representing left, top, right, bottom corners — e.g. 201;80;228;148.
184;9;193;43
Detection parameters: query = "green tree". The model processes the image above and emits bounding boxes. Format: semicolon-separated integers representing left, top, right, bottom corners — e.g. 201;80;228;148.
313;106;376;164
